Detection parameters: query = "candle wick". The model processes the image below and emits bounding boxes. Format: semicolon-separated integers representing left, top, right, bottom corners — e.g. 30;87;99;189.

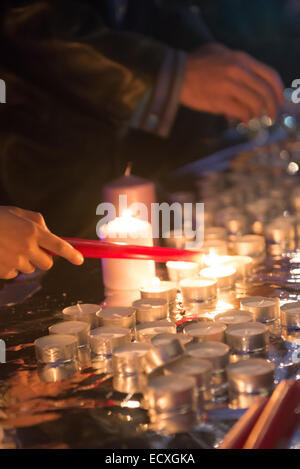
125;161;133;177
77;302;83;313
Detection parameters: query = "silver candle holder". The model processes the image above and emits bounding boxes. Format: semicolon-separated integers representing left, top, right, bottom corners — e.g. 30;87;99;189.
225;322;268;354
96;306;136;330
35;334;78;365
183;321;226;343
240;296;279;324
62;303;101;329
136;320;176;343
132;298;168;323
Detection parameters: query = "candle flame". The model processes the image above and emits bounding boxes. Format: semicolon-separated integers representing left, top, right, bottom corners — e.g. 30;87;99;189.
152;277;161;288
122;209;133;218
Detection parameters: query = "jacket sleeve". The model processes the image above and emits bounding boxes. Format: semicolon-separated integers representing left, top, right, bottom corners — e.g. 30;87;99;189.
2;1;182;135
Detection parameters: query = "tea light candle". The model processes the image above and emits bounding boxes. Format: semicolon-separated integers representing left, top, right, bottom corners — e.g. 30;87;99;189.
265;220;294;244
180;277;218;304
132;298;168;323
96;306;136;329
225;322;268;353
136;320;176;342
215;310;253;326
186;341;229;400
89;326;131;356
166;261;199;284
151;332;192;348
183;321;226;342
140;278;177;304
240;296;279;324
204;226;227;241
99;211;155;294
233;235;265;260
112;342;152;394
35;335;78;364
186;341;230;371
200;265;236;290
164;356;212;391
62;303;101;329
226;358;274;394
142;335;185;374
222;256;253;279
281;301;300;329
49;321;90;346
202;239;228;256
145;374;197;417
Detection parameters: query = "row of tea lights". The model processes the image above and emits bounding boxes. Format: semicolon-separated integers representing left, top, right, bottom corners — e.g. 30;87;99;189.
34;294;300;432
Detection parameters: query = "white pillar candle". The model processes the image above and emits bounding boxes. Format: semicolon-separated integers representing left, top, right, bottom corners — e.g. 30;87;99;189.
102;173;156;222
200;265;236;290
180;277;218;303
62;304;101;329
99;211;155;294
166;261;199;284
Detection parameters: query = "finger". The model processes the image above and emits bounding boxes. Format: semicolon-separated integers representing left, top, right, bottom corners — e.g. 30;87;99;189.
0;268;19;280
28;248;54;271
216;96;251;123
17;258;36;275
236;52;284;106
38;230;84;265
227;65;277;119
224;79;266;120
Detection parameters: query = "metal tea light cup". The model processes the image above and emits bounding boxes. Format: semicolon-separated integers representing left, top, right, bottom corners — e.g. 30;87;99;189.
132;298;168;323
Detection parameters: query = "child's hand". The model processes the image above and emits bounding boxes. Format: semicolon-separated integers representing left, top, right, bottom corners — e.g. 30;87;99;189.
0;206;84;279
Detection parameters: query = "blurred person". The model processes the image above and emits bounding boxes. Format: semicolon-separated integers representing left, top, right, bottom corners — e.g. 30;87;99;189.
0;1;284;236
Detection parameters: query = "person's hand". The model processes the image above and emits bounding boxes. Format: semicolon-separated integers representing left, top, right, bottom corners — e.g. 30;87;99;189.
0;206;84;279
181;43;284;123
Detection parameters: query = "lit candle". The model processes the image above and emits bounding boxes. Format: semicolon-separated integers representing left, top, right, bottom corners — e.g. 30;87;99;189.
62;303;100;329
136;320;176;342
200;265;236;290
140;277;177;305
240;296;279;324
180;277;218;304
183;321;226;342
99;211;155;302
202;239;228;257
204;226;227;241
225;322;268;353
233;235;265;262
215;310;253;326
166;261;199;284
96;306;136;330
222;256;253;279
49;321;90;346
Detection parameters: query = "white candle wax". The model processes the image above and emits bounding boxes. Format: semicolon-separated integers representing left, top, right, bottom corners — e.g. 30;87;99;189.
200;265;236;290
180;277;217;303
99;212;155;293
166;261;199;284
